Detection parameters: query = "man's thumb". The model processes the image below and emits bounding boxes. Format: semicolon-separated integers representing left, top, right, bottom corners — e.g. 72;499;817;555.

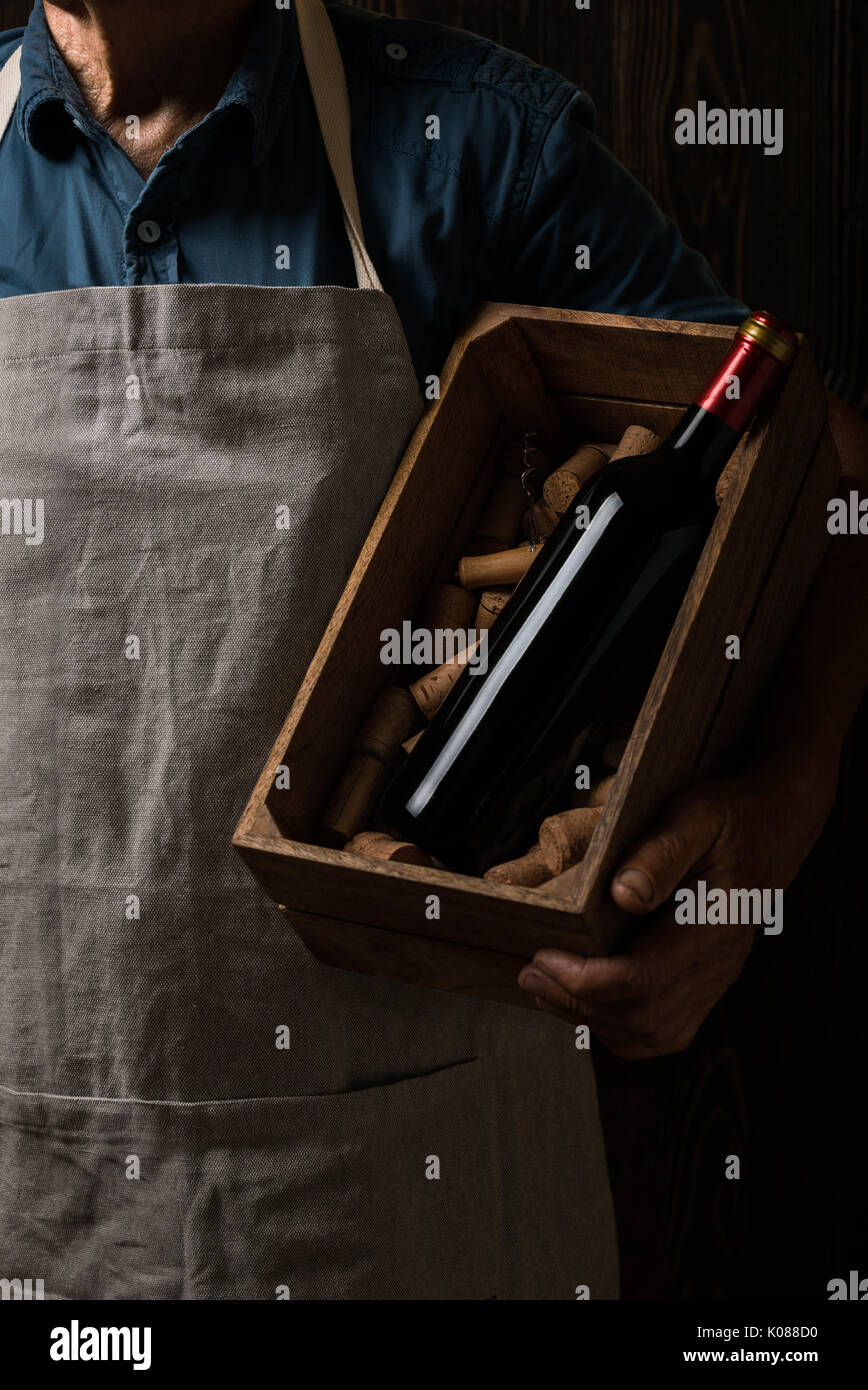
610;791;722;915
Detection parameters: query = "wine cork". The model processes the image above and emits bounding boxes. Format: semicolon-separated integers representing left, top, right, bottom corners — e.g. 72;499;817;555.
715;456;741;507
542;443;611;513
609;425;660;462
419;582;478;633
409;639;479;719
474;587;511;630
484;843;552;887
538;806;602;875
345;830;434;867
321;686;419;842
587;774;617;807
402;729;424;756
522;500;561;542
569;773;617;810
471;475;531;552
320;755;387;846
353;686;419;762
457;543;543;591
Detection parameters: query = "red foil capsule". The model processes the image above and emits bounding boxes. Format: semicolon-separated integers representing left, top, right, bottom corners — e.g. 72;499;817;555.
695;310;800;432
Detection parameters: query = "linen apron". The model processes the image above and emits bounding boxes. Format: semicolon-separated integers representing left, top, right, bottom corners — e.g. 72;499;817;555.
0;0;617;1300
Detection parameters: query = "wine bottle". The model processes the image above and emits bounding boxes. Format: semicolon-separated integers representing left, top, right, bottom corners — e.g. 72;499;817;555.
381;311;799;875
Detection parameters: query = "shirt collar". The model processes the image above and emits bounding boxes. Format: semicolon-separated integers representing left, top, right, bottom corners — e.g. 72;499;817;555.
17;0;301;166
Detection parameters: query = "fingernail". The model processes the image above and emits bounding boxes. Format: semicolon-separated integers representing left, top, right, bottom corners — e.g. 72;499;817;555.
615;867;654;903
519;968;549;993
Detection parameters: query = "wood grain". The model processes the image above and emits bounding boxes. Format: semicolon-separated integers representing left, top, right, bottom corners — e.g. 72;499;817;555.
284;907;535;1008
695;425;840;779
344;0;867;417
556;396;683;443
236;826;596;958
517;312;734;402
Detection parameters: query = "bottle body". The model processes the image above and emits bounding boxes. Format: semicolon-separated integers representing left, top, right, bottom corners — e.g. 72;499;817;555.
381;313;798;875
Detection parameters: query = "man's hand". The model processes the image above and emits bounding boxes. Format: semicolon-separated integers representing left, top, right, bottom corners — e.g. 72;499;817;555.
517;760;838;1058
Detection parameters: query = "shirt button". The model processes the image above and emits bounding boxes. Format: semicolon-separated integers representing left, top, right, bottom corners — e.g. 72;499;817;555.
385;42;408;60
136;219;162;245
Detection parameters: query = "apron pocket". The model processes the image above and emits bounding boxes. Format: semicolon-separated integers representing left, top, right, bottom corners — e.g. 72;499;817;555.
179;1058;504;1300
0;1058;505;1300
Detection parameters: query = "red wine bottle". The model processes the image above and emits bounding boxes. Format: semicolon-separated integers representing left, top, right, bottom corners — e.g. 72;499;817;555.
381;311;799;875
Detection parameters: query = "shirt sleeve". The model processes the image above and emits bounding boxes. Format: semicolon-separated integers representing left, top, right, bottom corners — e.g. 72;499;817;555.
497;89;750;326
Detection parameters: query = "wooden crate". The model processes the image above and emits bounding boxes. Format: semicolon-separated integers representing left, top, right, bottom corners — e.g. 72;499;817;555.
233;304;839;1008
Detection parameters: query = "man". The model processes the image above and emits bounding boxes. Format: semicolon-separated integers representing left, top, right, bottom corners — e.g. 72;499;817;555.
0;0;865;1298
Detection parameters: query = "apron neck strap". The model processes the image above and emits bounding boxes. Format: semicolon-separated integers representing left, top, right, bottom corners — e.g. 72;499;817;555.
0;0;382;293
0;46;20;143
296;0;382;292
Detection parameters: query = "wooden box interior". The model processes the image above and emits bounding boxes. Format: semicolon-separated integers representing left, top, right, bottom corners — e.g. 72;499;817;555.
234;304;837;1007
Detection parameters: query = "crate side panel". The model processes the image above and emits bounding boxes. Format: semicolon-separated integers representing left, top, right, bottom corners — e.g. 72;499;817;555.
694;425;840;779
284;908;534;1008
556;396;683;442
470;318;572;458
516;313;735;401
563;347;828;943
241;357;504;842
428;417;513;586
234;833;598;957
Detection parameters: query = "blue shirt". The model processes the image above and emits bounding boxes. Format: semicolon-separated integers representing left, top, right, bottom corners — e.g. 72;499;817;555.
0;0;748;382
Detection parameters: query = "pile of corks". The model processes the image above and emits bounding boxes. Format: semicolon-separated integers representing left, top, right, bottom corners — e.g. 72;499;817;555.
319;421;740;887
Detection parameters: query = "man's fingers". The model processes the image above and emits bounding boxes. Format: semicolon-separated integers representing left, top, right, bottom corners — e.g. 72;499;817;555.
520;950;646;1002
519;947;695;1032
518;965;640;1029
527;968;709;1057
610;788;727;915
525;916;699;1003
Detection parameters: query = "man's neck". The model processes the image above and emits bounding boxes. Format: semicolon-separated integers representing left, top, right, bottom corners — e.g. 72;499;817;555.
44;1;259;177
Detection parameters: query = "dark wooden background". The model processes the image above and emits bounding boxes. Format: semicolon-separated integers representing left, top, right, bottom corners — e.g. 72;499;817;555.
2;0;864;1301
343;0;868;417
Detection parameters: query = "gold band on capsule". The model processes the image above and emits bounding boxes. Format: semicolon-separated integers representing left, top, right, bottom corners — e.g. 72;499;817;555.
737;316;798;365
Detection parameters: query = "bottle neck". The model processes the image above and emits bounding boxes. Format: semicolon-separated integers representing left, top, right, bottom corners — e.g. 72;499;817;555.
666;403;742;485
692;333;790;432
664;322;796;485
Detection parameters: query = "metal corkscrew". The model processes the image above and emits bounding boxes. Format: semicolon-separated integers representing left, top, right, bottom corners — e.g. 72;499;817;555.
520;432;543;547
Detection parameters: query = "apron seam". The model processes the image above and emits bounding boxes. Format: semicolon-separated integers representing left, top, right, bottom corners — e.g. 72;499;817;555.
0;341;409;363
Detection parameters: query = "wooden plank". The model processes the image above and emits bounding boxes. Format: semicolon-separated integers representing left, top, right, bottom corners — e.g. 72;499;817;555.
284;908;534;1009
555;395;683;441
695;425;840;779
469;317;571;458
236;338;503;842
429;418;511;586
516;311;735;401
553;345;829;940
235;828;597;958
